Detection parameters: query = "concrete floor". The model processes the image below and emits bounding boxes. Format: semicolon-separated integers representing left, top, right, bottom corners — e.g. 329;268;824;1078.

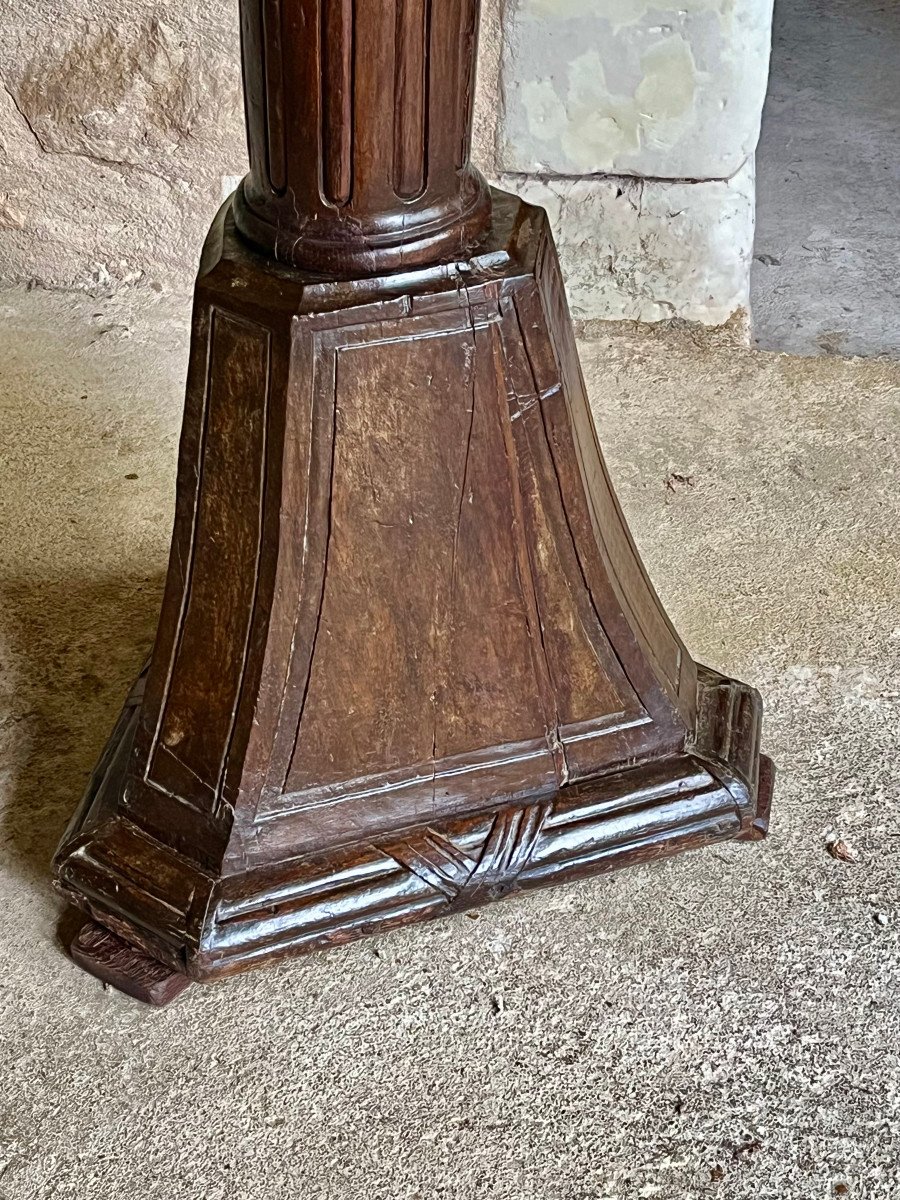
1;287;899;1199
752;0;900;358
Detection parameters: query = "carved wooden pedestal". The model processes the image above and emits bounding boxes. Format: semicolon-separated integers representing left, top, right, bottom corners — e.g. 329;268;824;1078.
54;0;772;1003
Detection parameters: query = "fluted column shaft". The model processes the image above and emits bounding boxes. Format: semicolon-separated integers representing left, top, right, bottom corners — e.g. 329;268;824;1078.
233;0;492;275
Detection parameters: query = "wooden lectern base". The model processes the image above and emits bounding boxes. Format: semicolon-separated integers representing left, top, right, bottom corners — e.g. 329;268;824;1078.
54;190;772;1002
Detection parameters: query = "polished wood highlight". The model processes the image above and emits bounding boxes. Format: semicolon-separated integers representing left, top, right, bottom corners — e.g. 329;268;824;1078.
54;0;771;1002
393;0;430;200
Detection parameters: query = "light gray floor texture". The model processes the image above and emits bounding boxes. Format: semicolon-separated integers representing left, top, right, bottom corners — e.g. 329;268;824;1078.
1;289;899;1199
753;0;900;358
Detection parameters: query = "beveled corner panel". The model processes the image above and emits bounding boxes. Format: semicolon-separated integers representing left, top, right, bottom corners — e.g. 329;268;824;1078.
144;310;271;813
532;236;696;724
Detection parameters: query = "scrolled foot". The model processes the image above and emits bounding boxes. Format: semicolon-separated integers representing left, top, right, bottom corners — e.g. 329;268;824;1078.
65;916;192;1007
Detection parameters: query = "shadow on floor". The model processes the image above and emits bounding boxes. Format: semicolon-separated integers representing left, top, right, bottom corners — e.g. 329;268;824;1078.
0;290;182;900
753;0;900;357
0;572;165;890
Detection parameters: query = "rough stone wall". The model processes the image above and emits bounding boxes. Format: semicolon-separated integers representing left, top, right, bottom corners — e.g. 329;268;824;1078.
0;0;245;291
0;0;508;294
0;0;772;325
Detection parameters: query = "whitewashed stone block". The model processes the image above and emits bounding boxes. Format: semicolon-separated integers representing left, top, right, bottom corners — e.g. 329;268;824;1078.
503;158;755;324
499;0;774;180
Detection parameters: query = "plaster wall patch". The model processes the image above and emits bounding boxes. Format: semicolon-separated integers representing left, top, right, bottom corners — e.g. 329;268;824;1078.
501;0;774;178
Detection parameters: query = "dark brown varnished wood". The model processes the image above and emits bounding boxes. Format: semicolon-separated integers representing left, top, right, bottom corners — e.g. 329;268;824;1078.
234;0;490;274
68;919;193;1006
54;1;771;1002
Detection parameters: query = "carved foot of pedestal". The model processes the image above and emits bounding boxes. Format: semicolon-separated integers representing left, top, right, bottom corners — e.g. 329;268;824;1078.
737;754;775;843
64;916;193;1007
